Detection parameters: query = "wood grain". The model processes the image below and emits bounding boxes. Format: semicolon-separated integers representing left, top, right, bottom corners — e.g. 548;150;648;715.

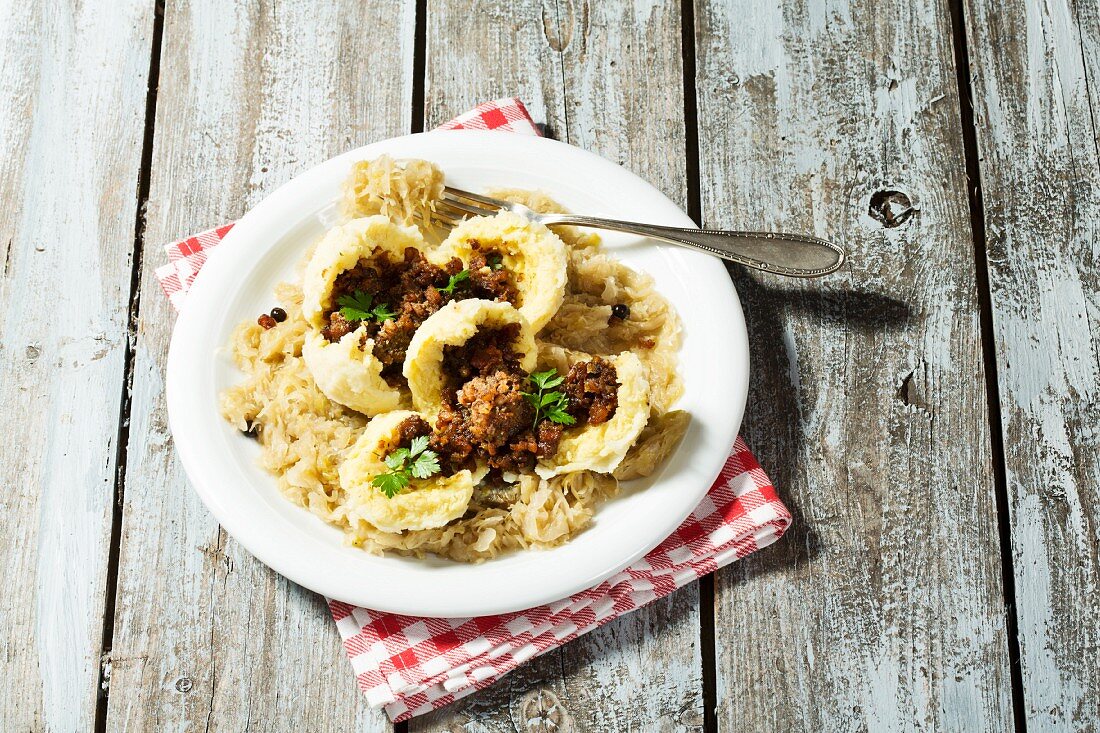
693;0;1015;730
414;0;704;730
102;1;415;730
962;0;1100;728
0;1;154;729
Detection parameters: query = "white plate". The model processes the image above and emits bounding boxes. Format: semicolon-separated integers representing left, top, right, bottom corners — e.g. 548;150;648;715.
167;131;748;617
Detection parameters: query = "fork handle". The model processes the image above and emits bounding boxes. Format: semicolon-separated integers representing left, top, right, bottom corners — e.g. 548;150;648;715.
541;214;845;277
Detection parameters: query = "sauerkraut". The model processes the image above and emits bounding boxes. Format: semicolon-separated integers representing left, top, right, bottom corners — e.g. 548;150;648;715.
343;155;444;226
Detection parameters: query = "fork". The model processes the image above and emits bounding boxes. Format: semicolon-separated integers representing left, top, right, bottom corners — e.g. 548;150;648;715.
434;186;846;278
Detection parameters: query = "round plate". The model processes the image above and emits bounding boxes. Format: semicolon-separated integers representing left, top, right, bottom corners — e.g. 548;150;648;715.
167;130;748;617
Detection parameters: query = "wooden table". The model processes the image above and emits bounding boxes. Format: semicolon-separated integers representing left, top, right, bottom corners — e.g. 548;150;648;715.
3;0;1097;730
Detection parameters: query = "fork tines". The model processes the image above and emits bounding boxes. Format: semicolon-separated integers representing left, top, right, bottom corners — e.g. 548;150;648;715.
412;186;508;228
435;187;504;222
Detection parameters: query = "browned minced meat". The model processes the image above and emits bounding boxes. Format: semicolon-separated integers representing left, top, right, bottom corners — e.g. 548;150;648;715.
372;287;446;379
455;371;533;447
563;357;620;425
430;326;561;473
432;365;543;473
468;249;518;304
440;324;526;384
394;415;432;447
321;248;466;379
431;333;622;473
321;311;355;341
379;414;434;464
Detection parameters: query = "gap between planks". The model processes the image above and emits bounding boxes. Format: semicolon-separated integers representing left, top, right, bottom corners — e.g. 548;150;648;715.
393;4;429;730
679;1;719;732
946;0;1027;730
94;2;166;732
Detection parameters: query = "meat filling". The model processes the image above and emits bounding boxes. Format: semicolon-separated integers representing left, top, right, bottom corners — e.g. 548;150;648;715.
429;330;619;475
431;325;544;472
320;247;518;385
563;357;619;425
321;248;462;379
468;249;518;303
393;415;432;448
437;323;521;383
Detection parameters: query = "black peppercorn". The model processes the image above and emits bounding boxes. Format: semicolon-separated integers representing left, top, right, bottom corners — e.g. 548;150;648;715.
610;303;630;320
270;307;288;323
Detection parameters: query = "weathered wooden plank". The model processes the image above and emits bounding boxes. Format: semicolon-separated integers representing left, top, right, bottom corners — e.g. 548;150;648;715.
962;0;1100;728
0;1;153;729
414;1;704;730
103;1;415;730
694;0;1015;730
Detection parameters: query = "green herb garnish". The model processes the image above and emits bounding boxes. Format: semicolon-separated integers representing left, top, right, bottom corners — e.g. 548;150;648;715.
337;291;396;322
372;435;441;498
487;253;504;270
439;269;470;295
522;369;576;429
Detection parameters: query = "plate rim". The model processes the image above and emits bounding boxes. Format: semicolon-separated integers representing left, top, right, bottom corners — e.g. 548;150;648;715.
166;130;749;616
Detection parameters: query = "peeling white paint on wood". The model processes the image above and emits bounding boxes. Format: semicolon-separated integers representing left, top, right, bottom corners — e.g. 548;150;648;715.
3;0;1099;729
0;0;153;729
102;2;415;730
963;0;1100;728
695;0;1015;730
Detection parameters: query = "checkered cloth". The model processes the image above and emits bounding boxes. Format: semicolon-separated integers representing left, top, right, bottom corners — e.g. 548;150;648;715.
160;98;791;722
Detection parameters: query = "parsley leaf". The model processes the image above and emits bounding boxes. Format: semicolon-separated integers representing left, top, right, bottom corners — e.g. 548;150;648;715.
439;269;470;295
522;368;575;429
372;470;410;499
408;435;429;457
383;449;408;471
371;437;442;498
529;370;564;390
338;291;395;322
487;253;504;270
410;451;441;479
371;303;397;321
337;291;374;321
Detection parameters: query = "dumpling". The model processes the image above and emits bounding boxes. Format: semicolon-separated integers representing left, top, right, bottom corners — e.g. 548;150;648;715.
340;410;475;532
535;351;650;479
301;215;425;329
403;299;537;417
433;211;567;331
300;216;426;415
301;329;404;416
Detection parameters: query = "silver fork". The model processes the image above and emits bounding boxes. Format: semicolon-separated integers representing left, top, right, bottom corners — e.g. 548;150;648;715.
434;186;846;278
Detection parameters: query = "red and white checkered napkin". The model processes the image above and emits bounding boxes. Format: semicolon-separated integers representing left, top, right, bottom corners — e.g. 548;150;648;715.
160;98;791;722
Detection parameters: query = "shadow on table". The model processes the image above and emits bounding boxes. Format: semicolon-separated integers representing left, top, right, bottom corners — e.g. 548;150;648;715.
725;270;911;578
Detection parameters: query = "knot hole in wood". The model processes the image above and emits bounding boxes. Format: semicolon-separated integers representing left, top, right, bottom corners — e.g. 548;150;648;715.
868;188;915;228
541;0;579;53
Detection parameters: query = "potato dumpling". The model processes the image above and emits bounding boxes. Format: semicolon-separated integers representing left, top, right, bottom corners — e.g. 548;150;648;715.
434;211;568;331
340;410;475;532
535;351;650;479
301;215;426;330
403;300;537;417
301;329;403;417
300;216;427;414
